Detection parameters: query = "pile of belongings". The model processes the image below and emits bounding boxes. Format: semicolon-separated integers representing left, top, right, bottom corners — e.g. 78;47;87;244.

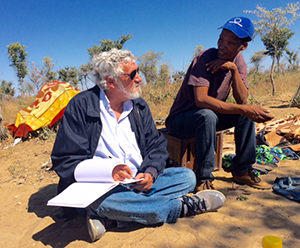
223;115;300;174
6;81;79;139
256;115;300;152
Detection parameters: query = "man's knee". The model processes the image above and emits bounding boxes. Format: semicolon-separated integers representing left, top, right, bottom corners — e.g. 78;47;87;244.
195;109;218;125
238;114;255;128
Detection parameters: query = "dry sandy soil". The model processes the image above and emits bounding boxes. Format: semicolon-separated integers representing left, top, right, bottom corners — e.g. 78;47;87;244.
1;101;300;248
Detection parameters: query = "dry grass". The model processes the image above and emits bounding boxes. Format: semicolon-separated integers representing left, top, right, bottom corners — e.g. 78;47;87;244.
248;71;300;104
141;81;182;119
1;96;35;124
1;71;300;125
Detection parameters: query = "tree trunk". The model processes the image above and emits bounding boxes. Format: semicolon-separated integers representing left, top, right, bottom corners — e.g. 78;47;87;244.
20;79;25;97
84;77;89;90
270;55;276;96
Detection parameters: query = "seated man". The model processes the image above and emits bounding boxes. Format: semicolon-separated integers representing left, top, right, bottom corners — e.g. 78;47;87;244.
166;17;274;192
51;48;225;242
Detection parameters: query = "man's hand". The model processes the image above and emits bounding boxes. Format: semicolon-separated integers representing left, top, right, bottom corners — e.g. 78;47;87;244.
244;105;274;123
206;59;236;73
131;173;153;191
112;164;133;181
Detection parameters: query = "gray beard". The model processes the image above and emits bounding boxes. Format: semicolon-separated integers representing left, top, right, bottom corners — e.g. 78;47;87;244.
125;84;142;99
116;81;141;100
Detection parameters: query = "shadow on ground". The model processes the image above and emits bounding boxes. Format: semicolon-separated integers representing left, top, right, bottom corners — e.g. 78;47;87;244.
27;184;156;247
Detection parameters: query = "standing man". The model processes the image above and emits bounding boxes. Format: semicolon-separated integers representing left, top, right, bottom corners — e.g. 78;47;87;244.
166;17;274;192
51;48;225;242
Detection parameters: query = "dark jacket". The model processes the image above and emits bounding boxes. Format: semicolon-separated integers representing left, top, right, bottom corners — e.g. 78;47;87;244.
51;85;168;193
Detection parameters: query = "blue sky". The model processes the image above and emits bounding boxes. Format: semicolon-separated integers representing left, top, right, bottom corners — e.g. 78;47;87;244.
1;0;300;93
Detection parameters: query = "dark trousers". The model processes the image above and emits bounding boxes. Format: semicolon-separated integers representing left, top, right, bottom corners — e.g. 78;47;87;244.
168;109;256;183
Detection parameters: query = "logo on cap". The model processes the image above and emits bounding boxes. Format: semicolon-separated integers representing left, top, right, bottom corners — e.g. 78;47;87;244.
229;18;243;27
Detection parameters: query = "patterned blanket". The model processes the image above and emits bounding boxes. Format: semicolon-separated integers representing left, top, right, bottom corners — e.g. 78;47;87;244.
7;81;79;138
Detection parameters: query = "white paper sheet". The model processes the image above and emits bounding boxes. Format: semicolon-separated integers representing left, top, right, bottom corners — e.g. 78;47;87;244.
47;178;143;208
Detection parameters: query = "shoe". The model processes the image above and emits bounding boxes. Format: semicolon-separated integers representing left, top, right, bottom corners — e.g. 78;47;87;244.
87;216;114;242
252;163;277;173
181;190;226;216
195;180;215;192
232;168;272;190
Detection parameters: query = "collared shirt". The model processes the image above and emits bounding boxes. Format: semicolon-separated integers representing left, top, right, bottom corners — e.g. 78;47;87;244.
74;90;143;183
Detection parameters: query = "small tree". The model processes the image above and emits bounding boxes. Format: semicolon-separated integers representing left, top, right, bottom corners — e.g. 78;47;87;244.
79;63;93;90
28;57;57;93
7;42;29;97
88;34;133;57
250;50;267;75
286;48;299;71
57;67;79;89
157;63;171;86
192;45;204;58
172;71;186;84
28;62;44;92
261;27;295;74
245;2;300;95
43;57;57;83
0;80;15;99
138;51;163;85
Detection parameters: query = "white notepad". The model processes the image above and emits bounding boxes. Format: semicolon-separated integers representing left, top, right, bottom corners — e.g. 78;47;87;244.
47;178;143;208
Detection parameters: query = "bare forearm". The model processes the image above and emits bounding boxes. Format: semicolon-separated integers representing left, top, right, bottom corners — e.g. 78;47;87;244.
231;67;248;104
194;87;274;123
194;87;245;114
206;60;248;104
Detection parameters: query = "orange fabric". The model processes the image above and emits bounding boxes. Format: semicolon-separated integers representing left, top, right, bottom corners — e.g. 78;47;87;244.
8;81;79;138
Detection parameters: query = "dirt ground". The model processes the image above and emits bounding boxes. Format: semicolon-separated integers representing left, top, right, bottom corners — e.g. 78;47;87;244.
1;102;300;248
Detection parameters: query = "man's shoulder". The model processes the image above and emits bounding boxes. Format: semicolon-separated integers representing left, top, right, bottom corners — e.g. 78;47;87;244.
197;48;218;58
66;85;100;114
70;85;99;102
195;48;218;64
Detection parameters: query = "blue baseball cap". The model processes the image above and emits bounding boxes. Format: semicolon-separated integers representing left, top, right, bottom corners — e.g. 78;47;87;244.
219;17;255;40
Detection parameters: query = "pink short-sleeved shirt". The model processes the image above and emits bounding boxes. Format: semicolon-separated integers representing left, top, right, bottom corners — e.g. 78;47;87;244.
166;48;248;129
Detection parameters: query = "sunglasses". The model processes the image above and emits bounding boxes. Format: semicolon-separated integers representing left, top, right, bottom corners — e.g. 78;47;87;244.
122;67;139;80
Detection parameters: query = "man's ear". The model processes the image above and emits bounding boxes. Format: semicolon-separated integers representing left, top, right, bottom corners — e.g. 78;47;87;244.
240;42;248;51
106;76;116;89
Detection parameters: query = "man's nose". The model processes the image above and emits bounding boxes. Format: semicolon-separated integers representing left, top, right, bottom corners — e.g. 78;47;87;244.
135;72;142;83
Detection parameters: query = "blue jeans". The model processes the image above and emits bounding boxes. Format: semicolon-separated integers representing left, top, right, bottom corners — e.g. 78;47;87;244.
273;177;300;202
88;167;196;225
168;109;256;183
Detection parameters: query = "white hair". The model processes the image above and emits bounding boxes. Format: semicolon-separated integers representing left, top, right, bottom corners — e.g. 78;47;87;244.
92;48;135;90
